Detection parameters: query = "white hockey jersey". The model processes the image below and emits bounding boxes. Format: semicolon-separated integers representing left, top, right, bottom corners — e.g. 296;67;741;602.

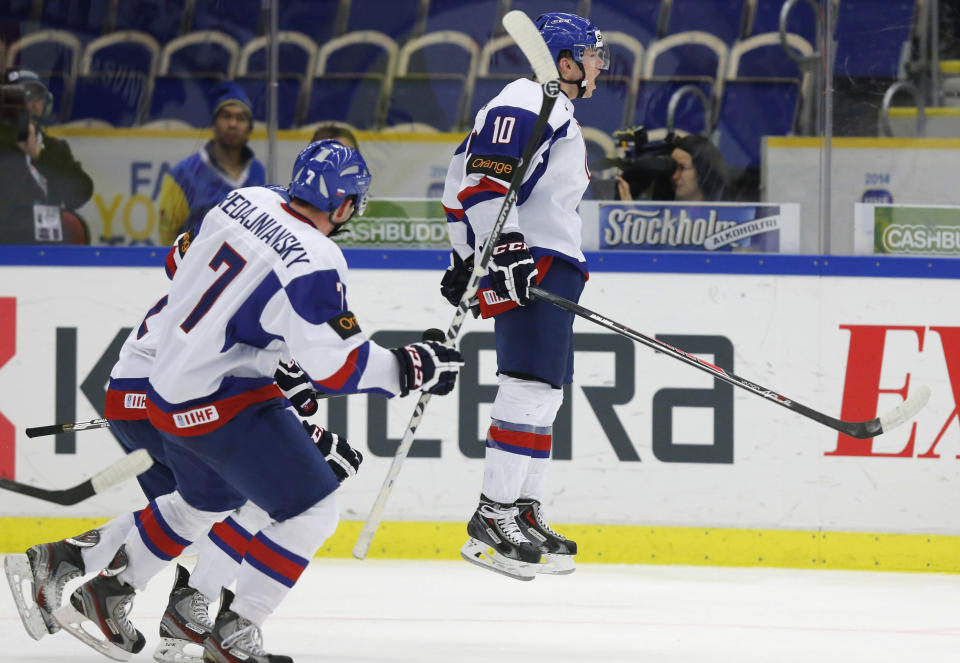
145;186;401;436
451;78;590;273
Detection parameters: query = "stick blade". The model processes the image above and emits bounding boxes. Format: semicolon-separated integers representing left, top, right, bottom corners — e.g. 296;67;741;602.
502;10;560;83
90;449;154;495
877;384;931;435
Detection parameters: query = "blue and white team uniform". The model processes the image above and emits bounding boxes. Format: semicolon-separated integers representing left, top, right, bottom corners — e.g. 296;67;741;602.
445;12;608;579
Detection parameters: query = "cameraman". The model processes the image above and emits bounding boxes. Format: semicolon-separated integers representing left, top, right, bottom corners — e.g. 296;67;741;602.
617;134;727;202
0;69;93;244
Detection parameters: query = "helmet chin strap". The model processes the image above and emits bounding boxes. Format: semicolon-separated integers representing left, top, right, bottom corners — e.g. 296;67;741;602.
559;61;588;99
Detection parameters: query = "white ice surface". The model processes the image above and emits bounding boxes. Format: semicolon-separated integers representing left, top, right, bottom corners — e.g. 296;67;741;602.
3;557;960;662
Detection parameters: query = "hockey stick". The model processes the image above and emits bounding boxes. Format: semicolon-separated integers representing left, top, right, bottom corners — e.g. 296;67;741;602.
529;286;931;439
352;10;561;560
0;448;154;505
26;418;111;438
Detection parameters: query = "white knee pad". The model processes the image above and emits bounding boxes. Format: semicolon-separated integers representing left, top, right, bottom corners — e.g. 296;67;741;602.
491;375;563;428
154;491;234;541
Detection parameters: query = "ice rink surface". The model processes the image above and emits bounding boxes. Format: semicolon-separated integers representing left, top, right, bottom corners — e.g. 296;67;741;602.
3;556;960;663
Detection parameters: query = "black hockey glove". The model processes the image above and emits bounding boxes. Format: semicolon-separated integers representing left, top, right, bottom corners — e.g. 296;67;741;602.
391;340;464;397
304;422;362;483
440;251;474;306
488;231;537;305
275;359;318;417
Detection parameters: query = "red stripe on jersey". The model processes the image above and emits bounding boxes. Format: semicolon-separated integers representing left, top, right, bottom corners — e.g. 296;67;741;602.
164;247;177;278
457;177;508;205
281;202;317;227
146;383;282;436
488;425;552;452
442;204;464;220
246;536;306;584
316;346;360;391
104;389;148;420
139;504;189;559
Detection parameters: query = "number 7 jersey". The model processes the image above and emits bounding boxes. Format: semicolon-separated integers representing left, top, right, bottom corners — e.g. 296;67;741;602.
146;185;402;436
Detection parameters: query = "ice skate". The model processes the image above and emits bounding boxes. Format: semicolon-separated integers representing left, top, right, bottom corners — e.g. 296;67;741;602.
4;529;96;639
515;498;577;575
154;564;214;663
54;545;145;662
202;589;292;663
460;494;540;581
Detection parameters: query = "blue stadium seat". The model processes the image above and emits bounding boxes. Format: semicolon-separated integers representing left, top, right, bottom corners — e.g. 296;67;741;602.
663;0;747;44
386;77;466;130
192;0;263;44
635;79;712;134
748;0;818;44
834;0;915;78
236;76;301;128
645;31;728;79
302;77;384;129
278;2;341;45
239;33;317;76
40;0;113;37
574;76;631;134
506;0;582;26
7;30;81;77
713;79;800;168
71;73;145;126
468;75;514;121
424;0;501;47
726;32;812;79
588;0;661;45
343;0;422;43
160;31;239;77
83;32;160;77
114;0;188;43
147;75;223;126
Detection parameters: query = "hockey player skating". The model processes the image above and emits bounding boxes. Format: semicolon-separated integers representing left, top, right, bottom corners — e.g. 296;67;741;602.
39;140;463;663
440;12;607;581
5;230;360;663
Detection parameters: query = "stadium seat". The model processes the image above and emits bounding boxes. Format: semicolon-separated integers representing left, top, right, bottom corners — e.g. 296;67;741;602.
82;31;160;77
40;0;113;37
114;0;189;43
159;31;239;78
236;76;301;128
278;1;342;45
146;75;223;126
238;32;318;76
575;76;631;134
305;30;399;129
588;0;662;45
6;30;82;77
71;73;146;126
505;0;582;27
385;30;478;131
747;0;820;44
424;0;502;48
644;30;728;79
663;0;748;44
833;0;916;78
713;78;800;168
343;0;422;43
726;31;812;79
192;0;264;43
634;79;713;134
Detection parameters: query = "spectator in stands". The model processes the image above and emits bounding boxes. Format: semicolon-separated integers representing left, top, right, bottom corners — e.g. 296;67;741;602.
0;69;93;244
311;122;359;151
617;134;727;202
157;82;265;244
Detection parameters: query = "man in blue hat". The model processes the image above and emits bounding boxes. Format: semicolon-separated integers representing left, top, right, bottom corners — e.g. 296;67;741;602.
157;81;265;244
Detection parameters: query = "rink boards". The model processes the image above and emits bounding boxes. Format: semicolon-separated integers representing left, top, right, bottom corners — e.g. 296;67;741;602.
1;248;959;571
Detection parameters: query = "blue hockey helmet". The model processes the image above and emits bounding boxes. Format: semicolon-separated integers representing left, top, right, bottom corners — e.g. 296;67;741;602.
289;139;371;223
535;13;609;71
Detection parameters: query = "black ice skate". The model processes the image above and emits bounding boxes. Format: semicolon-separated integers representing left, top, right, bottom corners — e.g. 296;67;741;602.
202;589;292;663
54;545;146;662
3;529;97;639
460;494;540;581
515;498;577;575
154;564;214;663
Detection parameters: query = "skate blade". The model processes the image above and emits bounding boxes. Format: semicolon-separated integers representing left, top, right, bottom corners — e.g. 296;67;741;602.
460;539;536;581
537;553;576;575
3;554;50;640
53;601;134;662
154;636;205;663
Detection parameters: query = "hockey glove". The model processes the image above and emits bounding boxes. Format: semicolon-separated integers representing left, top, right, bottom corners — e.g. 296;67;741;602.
304;422;362;482
440;251;474;306
488;231;537;306
391;340;464;397
275;359;318;417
